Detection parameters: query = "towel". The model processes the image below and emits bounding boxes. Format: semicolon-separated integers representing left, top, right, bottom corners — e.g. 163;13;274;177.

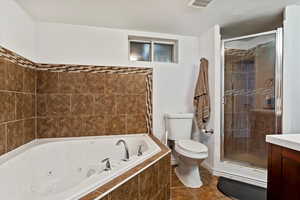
194;58;210;129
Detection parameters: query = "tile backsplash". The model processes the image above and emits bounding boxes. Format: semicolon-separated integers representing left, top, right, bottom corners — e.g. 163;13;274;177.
0;46;152;156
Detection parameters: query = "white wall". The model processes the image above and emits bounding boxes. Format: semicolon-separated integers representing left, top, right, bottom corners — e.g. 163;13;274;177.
35;22;200;141
282;5;300;134
194;25;221;170
0;0;36;60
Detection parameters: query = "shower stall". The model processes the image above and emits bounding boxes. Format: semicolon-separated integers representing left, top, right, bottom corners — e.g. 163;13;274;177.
221;29;283;169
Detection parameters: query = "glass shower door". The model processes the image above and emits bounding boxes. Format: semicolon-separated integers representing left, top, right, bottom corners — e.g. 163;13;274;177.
222;30;282;169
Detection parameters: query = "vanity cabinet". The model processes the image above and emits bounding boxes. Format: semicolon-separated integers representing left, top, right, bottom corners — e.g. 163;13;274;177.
267;144;300;200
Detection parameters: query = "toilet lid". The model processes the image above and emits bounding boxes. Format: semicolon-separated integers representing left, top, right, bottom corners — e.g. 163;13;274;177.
177;140;208;153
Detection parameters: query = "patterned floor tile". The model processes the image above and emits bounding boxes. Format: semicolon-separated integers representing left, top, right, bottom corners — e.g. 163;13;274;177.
171;166;232;200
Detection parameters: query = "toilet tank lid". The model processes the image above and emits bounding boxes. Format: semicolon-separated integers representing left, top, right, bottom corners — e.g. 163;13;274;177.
165;113;194;119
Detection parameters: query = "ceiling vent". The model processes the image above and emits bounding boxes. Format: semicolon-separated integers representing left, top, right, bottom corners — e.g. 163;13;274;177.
188;0;213;8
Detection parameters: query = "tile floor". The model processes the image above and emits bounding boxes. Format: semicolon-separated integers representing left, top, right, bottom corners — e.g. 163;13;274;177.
171;166;232;200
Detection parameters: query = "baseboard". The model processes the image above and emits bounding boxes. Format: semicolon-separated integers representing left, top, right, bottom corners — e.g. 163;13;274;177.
174;158;266;188
212;169;267;188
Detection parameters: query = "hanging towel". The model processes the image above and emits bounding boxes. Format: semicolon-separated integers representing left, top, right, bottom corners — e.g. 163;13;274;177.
194;58;210;129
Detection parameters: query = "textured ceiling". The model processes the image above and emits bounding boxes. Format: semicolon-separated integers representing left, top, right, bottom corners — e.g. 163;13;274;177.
16;0;300;37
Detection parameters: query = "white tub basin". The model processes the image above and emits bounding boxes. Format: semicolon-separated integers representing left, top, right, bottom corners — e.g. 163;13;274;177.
0;134;161;200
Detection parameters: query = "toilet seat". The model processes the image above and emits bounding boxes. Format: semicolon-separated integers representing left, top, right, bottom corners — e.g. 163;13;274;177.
175;140;208;159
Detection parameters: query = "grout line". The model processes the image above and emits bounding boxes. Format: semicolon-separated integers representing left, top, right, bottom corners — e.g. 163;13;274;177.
35;69;37;139
0;117;36;126
0;89;35;95
4;124;7;154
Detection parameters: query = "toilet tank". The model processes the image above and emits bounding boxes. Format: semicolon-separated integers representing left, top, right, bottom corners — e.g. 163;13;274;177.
165;113;194;141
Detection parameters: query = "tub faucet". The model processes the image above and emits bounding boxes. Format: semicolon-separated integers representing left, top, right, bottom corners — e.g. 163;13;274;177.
116;139;130;161
102;158;111;171
137;145;143;156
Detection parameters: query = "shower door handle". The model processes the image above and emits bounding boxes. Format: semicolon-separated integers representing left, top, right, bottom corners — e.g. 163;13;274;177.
201;128;214;134
222;96;226;104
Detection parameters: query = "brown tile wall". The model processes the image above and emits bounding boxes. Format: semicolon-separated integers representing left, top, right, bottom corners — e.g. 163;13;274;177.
36;71;148;138
81;153;171;200
0;58;36;156
0;45;152;157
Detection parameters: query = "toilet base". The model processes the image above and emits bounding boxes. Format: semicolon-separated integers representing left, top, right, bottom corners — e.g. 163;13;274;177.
174;157;204;188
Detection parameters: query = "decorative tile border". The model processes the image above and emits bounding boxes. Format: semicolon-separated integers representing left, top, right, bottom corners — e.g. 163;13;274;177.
0;45;153;134
225;48;255;58
0;47;36;69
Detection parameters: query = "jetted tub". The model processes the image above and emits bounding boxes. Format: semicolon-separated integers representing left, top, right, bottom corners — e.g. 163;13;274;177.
0;134;161;200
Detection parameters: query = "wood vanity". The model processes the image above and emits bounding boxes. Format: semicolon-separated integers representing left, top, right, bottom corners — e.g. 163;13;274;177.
266;135;300;200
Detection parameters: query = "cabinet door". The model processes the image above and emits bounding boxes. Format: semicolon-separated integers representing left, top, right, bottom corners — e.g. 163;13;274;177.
267;144;282;200
281;149;300;200
268;144;300;200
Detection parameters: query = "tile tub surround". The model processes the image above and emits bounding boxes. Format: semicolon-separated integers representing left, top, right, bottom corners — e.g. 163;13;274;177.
0;45;153;156
0;56;37;156
36;71;151;138
80;135;171;200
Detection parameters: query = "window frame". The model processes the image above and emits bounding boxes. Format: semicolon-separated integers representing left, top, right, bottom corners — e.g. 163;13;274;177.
128;36;178;63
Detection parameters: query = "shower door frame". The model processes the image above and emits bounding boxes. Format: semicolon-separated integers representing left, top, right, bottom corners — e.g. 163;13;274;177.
220;28;283;169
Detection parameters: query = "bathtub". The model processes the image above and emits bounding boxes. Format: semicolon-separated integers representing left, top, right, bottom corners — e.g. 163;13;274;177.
0;134;161;200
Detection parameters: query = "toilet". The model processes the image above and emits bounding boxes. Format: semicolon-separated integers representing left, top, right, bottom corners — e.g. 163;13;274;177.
165;113;208;188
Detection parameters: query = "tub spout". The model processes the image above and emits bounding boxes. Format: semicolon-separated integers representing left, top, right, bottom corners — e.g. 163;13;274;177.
116;139;130;161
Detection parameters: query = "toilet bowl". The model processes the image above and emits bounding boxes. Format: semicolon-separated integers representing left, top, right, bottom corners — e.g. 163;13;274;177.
164;113;208;189
174;139;208;188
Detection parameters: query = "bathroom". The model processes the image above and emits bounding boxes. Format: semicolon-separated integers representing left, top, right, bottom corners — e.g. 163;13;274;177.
1;0;300;199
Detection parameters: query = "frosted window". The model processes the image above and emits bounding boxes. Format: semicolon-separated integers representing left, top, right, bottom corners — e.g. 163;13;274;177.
129;41;151;61
154;43;174;63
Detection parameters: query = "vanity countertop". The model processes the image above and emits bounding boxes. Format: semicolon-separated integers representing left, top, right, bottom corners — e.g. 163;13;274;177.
266;134;300;152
